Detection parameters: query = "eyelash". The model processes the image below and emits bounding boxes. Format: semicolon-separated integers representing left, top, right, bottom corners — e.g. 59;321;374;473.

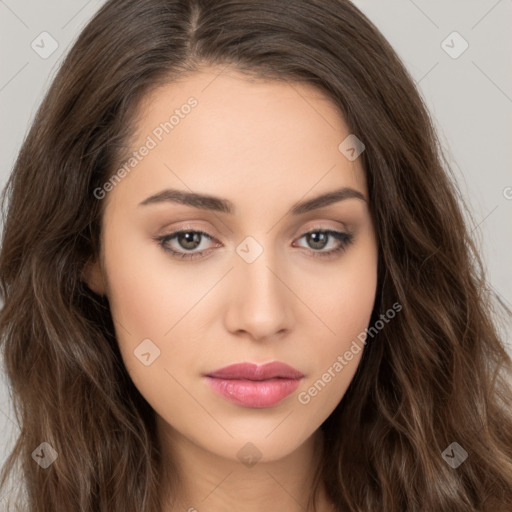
154;226;355;261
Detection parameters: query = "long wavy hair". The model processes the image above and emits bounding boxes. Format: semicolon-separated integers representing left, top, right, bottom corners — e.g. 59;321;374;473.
1;0;512;510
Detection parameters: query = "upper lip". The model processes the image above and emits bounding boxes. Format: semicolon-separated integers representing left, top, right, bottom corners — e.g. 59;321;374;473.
206;362;304;381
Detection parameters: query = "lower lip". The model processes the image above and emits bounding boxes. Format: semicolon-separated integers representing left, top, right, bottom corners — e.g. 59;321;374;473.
204;376;302;408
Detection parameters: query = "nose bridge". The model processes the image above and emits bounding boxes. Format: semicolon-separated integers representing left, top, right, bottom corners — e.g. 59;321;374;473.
225;234;292;338
241;251;281;304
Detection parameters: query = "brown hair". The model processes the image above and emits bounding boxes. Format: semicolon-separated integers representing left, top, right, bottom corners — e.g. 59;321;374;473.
1;0;512;510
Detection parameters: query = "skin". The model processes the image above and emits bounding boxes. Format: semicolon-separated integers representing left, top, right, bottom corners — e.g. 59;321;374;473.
85;67;378;512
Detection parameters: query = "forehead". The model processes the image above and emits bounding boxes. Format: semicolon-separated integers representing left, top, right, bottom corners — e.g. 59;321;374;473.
107;67;367;212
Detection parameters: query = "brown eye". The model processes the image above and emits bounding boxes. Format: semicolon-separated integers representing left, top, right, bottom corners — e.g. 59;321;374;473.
305;231;329;250
294;229;355;259
176;231;203;251
155;228;354;261
155;229;217;260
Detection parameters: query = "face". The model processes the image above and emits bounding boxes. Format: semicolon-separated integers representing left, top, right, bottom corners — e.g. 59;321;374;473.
87;67;378;464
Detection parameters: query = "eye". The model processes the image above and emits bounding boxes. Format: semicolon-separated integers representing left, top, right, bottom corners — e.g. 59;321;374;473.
293;229;355;259
155;227;219;260
154;227;354;261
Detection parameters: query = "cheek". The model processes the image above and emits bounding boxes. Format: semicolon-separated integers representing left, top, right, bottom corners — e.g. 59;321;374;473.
101;225;215;387
299;238;377;395
295;278;376;419
102;226;206;338
309;243;377;345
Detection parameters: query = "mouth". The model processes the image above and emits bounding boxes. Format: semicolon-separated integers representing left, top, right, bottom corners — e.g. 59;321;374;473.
204;362;304;408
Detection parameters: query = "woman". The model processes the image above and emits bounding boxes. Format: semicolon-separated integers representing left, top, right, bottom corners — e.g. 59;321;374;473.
1;0;511;510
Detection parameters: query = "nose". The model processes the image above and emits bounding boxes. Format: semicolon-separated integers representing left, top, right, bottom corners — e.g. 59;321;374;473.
223;247;293;342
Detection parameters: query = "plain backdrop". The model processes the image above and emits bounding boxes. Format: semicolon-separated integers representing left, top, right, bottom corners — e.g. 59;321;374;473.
1;0;511;486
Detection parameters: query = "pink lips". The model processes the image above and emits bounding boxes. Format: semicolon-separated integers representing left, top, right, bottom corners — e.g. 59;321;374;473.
204;362;304;408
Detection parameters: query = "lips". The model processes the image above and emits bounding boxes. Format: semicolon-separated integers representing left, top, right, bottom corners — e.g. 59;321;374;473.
206;362;304;380
204;362;304;408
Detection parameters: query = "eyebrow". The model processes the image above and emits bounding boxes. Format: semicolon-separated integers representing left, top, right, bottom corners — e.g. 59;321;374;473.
138;186;367;215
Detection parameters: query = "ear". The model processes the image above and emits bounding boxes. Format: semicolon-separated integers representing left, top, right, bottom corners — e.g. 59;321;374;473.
82;258;106;296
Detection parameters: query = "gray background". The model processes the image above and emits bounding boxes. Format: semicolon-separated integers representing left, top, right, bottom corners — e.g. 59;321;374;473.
1;0;511;486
